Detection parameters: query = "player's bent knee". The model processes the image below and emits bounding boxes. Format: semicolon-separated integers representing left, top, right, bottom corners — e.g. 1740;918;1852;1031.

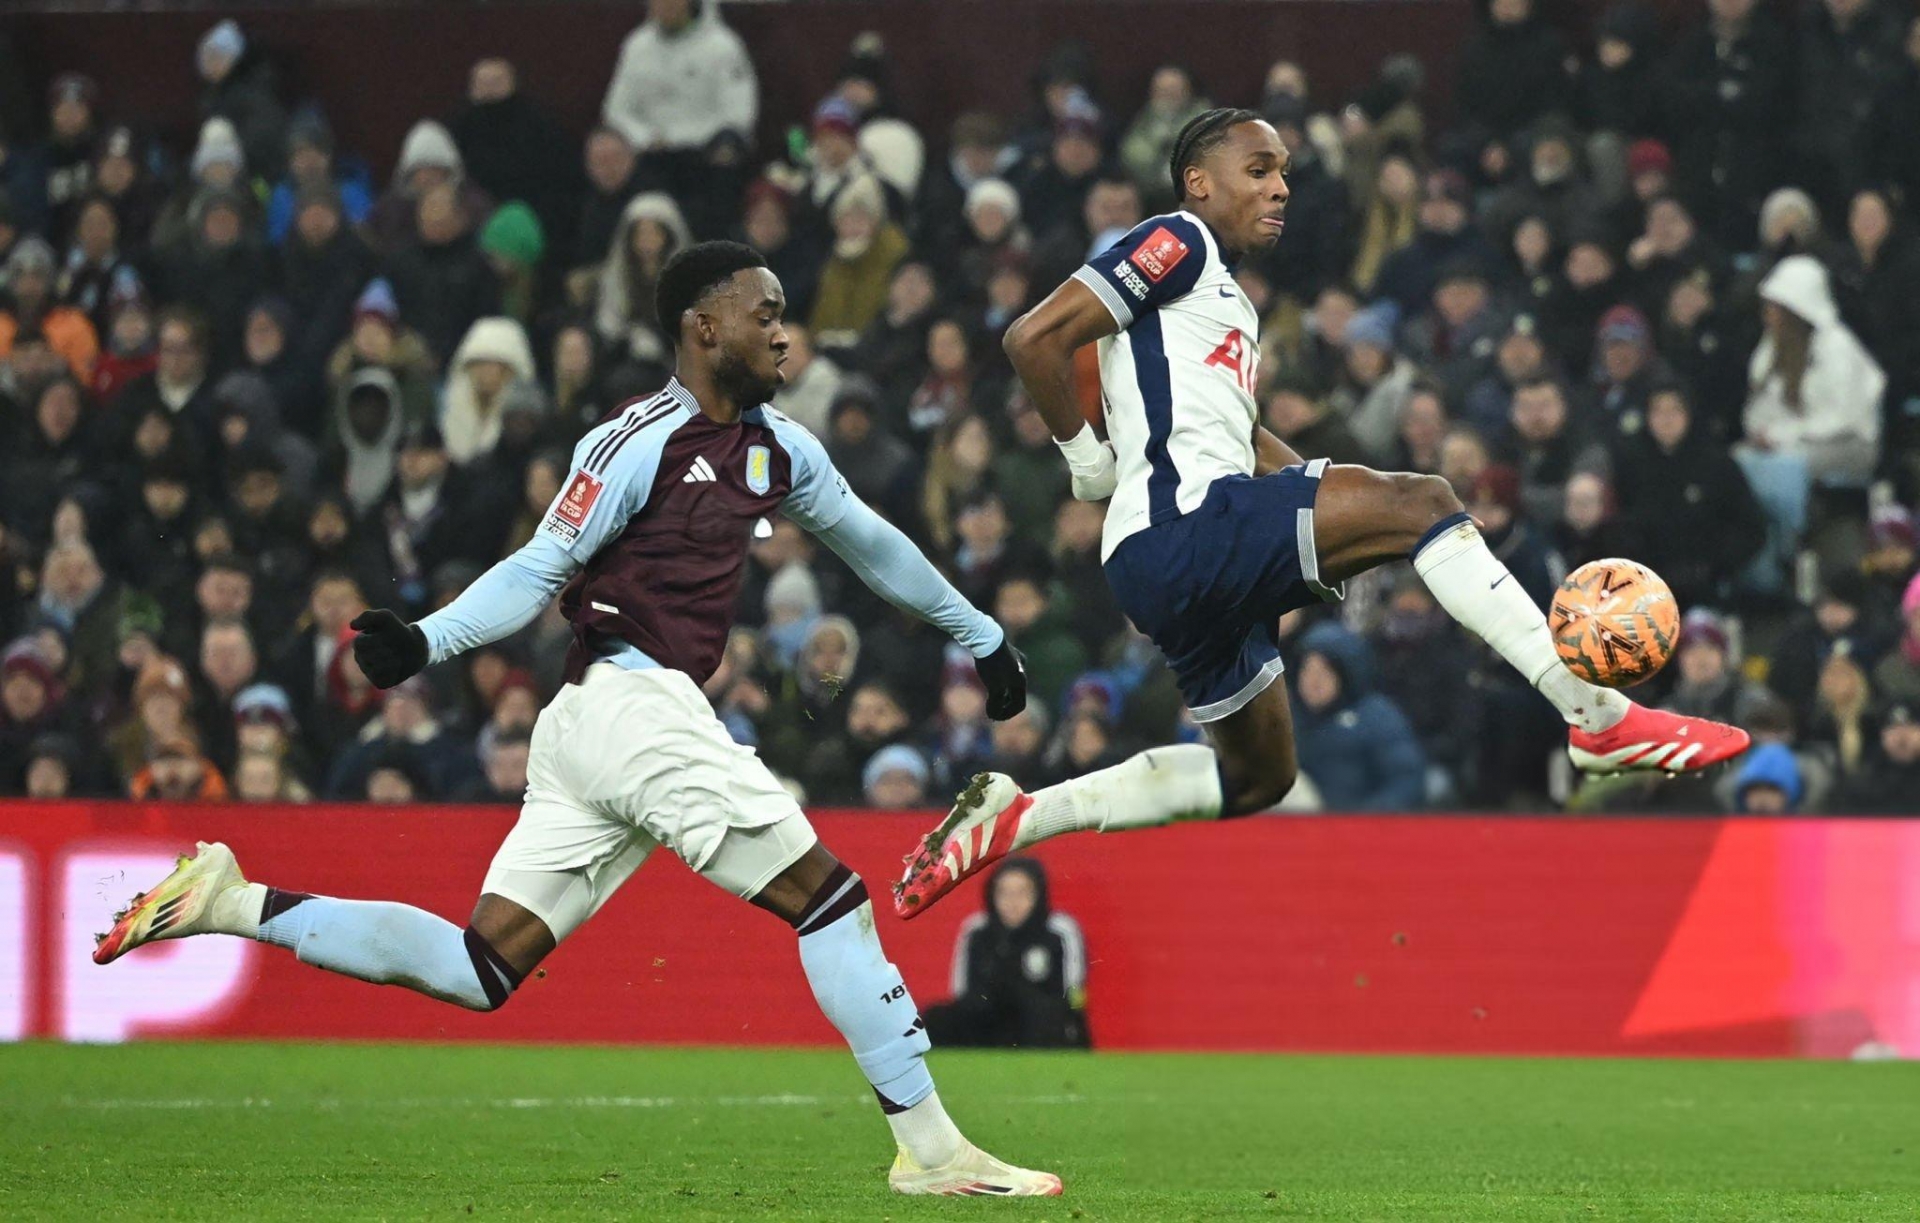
1223;759;1297;816
461;925;525;1012
1398;472;1463;526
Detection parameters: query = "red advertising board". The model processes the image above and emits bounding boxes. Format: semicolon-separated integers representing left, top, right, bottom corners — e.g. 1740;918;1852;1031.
4;803;1917;1057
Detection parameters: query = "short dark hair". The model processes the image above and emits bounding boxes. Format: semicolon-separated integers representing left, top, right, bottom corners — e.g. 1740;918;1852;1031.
1169;107;1263;202
654;241;769;347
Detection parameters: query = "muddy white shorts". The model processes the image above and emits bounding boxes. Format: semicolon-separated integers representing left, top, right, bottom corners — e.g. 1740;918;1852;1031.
481;663;815;939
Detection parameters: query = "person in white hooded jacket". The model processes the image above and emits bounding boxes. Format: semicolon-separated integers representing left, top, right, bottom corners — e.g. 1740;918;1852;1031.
593;192;693;364
440;317;545;466
601;0;757;236
1743;254;1884;488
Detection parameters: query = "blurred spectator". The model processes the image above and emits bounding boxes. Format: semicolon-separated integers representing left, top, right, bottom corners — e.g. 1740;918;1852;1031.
266;110;373;246
600;0;758;237
1828;698;1920;812
572;127;644;287
810;175;908;345
1613;384;1765;611
1376;169;1494;317
370;120;495;253
22;733;85;799
480;203;546;327
457;727;531;803
442;317;543;467
1744;255;1883;491
1264;372;1369;468
450;58;578;247
195;20;287;181
385;182;502;366
1552;471;1641;573
1;639;79;794
1790;0;1907;216
327;674;465;800
118;306;216;451
862;742;930;807
326;279;438;437
1732;741;1803;813
924;858;1090;1049
1871;572;1920;704
43;74;100;237
770;322;842;436
1292;624;1426;810
1119;65;1209;213
1662;609;1768;725
1498;377;1607;529
2;236;98;379
56;194;141;338
1457;0;1570;138
1328;303;1417;461
1662;0;1792;247
594;193;692;365
129;729;229;802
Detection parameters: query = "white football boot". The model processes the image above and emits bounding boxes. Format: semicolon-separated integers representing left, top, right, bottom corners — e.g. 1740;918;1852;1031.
93;841;251;965
887;1140;1063;1196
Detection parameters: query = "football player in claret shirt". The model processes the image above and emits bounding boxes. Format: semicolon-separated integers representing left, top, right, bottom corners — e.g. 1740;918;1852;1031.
95;242;1060;1198
896;109;1751;917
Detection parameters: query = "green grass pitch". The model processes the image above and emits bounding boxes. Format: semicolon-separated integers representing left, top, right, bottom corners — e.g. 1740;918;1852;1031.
3;1043;1917;1221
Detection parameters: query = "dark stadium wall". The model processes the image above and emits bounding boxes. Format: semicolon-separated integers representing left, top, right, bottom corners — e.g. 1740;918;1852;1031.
12;0;1470;179
7;802;1918;1056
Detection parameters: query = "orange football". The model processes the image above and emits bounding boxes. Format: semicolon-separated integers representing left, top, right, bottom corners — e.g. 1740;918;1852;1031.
1549;558;1680;687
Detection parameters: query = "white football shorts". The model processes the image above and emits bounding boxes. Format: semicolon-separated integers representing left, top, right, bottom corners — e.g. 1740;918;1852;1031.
480;663;815;939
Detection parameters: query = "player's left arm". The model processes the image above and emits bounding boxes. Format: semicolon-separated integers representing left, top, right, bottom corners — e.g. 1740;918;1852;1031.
356;428;653;688
775;412;1027;718
1252;424;1305;476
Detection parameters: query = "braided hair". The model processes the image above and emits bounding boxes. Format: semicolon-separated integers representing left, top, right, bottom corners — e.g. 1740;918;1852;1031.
1168;107;1264;202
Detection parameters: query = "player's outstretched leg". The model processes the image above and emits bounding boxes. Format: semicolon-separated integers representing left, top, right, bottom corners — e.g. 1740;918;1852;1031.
746;837;1061;1197
895;741;1236;918
1312;467;1750;775
93;842;542;1011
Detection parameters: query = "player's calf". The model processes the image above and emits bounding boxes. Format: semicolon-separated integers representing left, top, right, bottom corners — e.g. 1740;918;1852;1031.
94;842;533;1012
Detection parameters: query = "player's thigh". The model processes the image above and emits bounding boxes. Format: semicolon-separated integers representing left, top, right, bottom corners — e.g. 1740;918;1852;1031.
1310;465;1466;585
1206;671;1300;815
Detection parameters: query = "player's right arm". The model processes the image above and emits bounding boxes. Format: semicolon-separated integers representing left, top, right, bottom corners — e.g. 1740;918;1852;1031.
353;419;659;688
1004;214;1208;501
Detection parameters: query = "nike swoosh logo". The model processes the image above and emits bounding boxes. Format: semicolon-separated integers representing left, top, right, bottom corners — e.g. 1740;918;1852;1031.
1218;287;1235;298
1490;574;1510;591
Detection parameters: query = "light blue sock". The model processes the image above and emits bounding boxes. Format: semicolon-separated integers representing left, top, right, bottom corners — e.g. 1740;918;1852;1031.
257;894;511;1012
793;870;960;1165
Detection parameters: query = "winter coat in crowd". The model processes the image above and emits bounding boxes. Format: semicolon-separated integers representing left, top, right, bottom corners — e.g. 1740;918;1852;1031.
1455;7;1572;138
440;317;543;467
1660;4;1793;246
923;858;1091;1050
449;85;580;248
600;3;757;154
1611;416;1765;611
368;121;496;253
594;192;693;365
1744;256;1884;488
1789;0;1907;213
1292;623;1426;810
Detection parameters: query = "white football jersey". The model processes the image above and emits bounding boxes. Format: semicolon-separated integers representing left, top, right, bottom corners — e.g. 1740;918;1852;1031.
1071;210;1261;561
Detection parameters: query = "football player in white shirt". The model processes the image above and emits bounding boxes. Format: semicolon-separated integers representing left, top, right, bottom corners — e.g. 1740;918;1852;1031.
896;110;1750;917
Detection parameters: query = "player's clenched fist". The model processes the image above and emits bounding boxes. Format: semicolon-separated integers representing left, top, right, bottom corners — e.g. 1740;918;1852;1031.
974;639;1027;720
1055;424;1118;502
350;609;429;689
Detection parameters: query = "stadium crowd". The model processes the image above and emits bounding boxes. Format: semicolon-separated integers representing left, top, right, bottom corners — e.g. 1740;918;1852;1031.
1;0;1918;814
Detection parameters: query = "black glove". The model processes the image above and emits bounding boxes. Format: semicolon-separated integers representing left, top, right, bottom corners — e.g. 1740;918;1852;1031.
976;638;1028;721
350;609;430;689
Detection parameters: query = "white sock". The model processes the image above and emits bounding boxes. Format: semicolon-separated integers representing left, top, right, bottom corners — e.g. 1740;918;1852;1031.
211;881;268;938
887;1091;964;1169
245;892;511;1011
1412;516;1628;734
792;873;961;1168
1014;743;1224;849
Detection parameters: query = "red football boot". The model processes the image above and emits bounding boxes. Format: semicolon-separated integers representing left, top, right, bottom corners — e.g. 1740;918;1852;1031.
893;773;1032;920
1568;700;1751;774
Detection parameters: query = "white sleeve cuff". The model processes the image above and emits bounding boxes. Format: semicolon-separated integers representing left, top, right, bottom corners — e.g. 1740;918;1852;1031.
1072;266;1134;329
